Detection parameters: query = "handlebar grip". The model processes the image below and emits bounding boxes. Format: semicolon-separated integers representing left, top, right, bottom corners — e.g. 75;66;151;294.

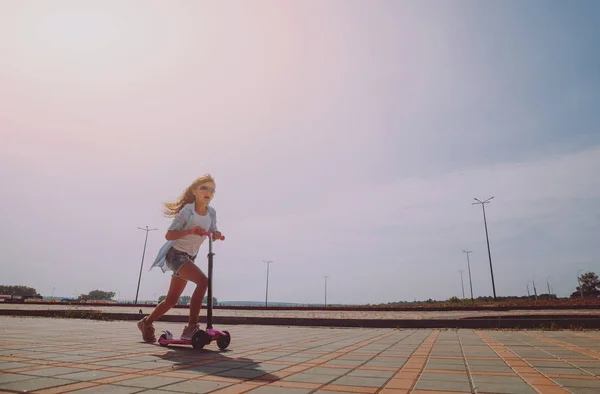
200;231;225;240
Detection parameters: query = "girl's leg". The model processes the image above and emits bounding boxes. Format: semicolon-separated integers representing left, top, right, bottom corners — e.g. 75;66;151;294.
176;262;208;338
147;275;187;323
137;275;187;343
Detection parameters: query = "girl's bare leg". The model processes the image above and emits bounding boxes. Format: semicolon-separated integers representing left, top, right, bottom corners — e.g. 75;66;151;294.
138;275;187;343
176;262;208;334
147;275;187;323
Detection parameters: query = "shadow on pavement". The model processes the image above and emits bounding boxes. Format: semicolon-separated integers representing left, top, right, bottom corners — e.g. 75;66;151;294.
153;344;281;382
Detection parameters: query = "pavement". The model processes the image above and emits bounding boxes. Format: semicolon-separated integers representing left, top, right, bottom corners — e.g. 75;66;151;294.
2;317;600;393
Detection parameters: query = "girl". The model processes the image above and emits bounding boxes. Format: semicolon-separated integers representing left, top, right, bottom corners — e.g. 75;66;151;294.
138;174;223;343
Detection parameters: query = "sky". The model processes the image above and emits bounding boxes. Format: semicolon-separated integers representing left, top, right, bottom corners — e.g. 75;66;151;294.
1;1;599;305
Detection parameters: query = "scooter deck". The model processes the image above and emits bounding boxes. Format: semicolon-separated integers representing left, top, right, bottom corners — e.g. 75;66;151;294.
158;338;192;345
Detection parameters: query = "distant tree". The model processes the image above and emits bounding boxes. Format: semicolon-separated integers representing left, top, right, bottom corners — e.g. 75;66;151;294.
0;285;40;297
77;290;115;301
570;272;600;298
158;295;167;303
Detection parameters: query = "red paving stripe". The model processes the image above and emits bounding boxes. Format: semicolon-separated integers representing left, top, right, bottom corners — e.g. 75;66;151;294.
475;331;571;394
383;330;440;391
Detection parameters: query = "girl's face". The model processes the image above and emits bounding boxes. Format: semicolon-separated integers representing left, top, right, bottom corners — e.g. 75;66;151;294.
192;181;216;204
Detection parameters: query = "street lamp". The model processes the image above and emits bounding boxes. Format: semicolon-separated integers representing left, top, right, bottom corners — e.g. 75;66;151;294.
472;197;497;300
263;260;274;307
135;226;158;304
462;250;474;301
577;269;584;299
323;276;329;306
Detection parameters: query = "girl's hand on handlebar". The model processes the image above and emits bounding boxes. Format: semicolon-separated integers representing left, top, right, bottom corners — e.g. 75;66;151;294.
213;231;224;240
189;226;206;236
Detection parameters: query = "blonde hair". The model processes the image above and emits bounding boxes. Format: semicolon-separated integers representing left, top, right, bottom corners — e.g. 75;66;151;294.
163;174;215;217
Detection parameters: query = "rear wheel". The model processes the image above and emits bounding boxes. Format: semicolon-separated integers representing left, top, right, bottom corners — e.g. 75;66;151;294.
158;334;169;347
192;330;211;350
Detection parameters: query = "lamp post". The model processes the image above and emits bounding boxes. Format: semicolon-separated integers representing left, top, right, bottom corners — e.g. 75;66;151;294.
458;270;465;299
263;260;274;307
323;276;329;306
577;269;584;299
135;226;158;304
472;197;497;300
462;250;474;301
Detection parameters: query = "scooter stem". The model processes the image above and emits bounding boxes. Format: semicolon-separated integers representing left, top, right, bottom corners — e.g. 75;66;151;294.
206;235;214;329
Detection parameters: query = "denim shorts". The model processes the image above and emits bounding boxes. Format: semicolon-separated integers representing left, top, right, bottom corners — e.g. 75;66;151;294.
165;247;196;277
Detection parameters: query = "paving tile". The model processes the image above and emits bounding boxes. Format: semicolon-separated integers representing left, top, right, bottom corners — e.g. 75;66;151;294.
325;359;365;367
215;368;270;379
536;367;592;376
115;375;187;388
553;378;600;389
302;366;351;376
474;381;538;394
241;363;289;372
471;375;525;384
159;379;234;393
93;359;143;367
178;365;233;375
330;375;390;387
420;372;470;382
468;363;514;372
247;387;313;394
566;389;600;394
0;361;35;370
58;370;123;381
414;378;472;392
70;384;145;393
20;366;87;377
425;362;467;371
0;376;77;392
347;369;395;378
282;372;337;384
0;373;35;384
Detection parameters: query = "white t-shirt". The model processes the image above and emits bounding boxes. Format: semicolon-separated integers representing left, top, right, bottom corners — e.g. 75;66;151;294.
172;210;214;256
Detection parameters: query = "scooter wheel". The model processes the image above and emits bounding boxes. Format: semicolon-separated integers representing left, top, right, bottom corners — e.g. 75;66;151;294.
158;334;169;347
217;330;231;350
192;330;211;350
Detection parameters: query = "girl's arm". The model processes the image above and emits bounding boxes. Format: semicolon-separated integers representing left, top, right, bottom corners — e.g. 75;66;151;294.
165;229;193;241
165;206;192;240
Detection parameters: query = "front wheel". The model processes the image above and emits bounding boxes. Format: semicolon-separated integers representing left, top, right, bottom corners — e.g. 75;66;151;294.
217;331;231;350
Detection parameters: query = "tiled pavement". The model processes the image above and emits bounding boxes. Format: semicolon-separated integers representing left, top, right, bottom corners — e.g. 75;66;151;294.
1;317;600;394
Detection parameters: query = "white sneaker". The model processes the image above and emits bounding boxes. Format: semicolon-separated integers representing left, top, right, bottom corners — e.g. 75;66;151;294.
181;323;200;340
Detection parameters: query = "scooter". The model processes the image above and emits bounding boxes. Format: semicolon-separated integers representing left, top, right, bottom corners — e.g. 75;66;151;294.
158;231;231;350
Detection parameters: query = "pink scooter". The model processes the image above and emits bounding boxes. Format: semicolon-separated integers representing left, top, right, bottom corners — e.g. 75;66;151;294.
158;232;231;350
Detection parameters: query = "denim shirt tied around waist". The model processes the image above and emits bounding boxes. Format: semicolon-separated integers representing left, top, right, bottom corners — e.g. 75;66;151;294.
150;203;218;273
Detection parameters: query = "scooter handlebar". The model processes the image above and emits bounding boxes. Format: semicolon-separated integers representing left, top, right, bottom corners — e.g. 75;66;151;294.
201;231;225;241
